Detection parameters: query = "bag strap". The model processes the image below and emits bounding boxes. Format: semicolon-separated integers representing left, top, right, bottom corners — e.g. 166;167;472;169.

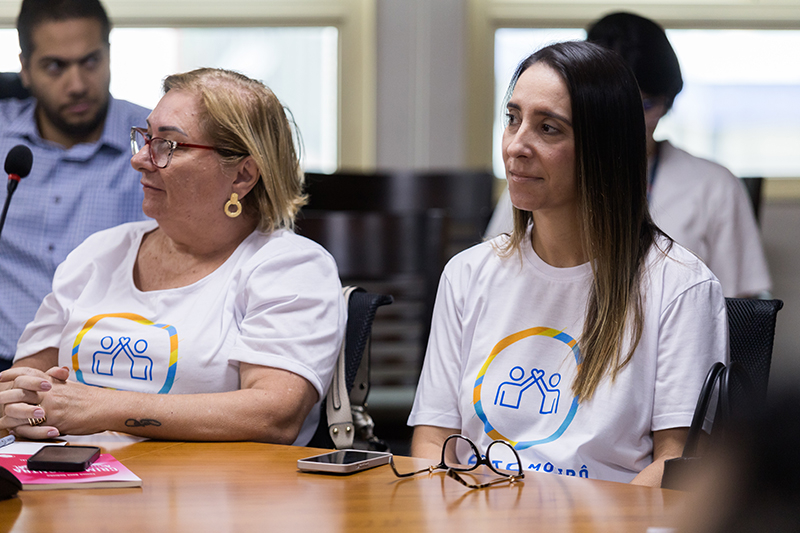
326;286;359;449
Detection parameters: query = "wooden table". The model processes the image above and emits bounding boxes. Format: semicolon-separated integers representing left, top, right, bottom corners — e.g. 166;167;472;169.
0;437;685;532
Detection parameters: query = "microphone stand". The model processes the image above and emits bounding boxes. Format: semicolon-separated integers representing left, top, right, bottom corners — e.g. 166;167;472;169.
0;177;21;244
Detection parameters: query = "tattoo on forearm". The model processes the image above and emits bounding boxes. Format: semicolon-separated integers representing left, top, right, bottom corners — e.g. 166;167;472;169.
125;418;162;428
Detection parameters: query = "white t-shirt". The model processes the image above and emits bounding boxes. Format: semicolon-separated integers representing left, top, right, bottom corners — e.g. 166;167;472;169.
485;141;771;298
408;235;728;483
649;141;771;297
15;220;346;446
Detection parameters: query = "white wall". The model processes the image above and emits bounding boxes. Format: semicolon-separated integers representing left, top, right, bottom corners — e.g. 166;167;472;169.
761;199;800;385
376;0;467;170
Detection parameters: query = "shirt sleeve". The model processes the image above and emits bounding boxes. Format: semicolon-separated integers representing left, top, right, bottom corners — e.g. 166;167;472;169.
228;243;345;399
408;269;465;430
702;170;771;298
652;276;729;432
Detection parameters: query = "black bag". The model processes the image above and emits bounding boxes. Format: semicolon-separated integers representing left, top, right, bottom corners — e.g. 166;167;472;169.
661;361;752;490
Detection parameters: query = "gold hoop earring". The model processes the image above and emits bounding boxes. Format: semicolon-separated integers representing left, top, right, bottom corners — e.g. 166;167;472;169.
224;193;242;218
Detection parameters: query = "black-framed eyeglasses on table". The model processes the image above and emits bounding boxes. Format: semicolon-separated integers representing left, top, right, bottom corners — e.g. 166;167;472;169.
389;434;525;489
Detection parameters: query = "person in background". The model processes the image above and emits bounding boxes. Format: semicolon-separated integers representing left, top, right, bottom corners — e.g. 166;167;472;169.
0;0;149;371
409;41;726;486
485;12;771;299
0;68;345;445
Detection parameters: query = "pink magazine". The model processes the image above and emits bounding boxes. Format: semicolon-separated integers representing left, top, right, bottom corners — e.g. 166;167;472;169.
0;453;141;490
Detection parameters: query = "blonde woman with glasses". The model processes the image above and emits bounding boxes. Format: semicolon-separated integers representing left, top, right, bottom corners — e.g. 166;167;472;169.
0;68;344;445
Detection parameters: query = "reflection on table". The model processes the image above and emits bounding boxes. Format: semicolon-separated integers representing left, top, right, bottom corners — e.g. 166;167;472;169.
0;434;685;532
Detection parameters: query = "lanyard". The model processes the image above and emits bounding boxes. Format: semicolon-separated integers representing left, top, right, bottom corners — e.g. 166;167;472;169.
646;142;661;204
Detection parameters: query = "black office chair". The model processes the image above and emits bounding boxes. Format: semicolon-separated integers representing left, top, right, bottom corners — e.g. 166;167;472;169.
0;72;29;100
725;297;783;402
662;359;751;490
662;298;783;490
308;287;393;450
297;170;494;388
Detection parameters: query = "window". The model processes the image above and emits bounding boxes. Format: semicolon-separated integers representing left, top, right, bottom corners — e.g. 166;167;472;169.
0;26;338;172
494;28;800;179
0;29;18;72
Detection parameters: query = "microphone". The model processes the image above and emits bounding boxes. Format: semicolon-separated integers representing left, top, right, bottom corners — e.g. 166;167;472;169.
4;144;33;194
0;144;34;245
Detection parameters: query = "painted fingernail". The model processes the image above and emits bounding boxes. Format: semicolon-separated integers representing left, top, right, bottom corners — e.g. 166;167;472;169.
47;429;59;438
41;381;52;391
33;409;45;418
8;430;15;436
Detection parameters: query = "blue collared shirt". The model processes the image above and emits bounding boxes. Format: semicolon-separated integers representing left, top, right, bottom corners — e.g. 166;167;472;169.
0;96;150;359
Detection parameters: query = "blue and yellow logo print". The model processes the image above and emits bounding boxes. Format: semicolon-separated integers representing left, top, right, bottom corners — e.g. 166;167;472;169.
473;327;581;450
72;313;178;393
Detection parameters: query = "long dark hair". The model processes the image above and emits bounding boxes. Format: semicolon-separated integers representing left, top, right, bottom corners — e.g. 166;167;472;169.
501;41;666;401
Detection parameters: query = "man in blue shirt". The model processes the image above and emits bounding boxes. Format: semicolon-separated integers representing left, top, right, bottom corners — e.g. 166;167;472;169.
0;0;149;369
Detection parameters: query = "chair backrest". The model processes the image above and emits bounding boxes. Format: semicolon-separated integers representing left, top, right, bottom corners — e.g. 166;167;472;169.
297;170;494;388
344;290;394;399
725;297;783;401
307;288;393;450
662;360;753;490
0;72;30;100
664;299;782;490
302;169;494;264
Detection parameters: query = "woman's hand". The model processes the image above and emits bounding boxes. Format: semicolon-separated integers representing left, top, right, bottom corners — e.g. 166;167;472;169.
1;352;326;443
0;365;69;439
0;366;104;440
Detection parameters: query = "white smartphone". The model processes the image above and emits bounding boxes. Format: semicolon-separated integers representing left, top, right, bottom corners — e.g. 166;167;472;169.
297;449;392;474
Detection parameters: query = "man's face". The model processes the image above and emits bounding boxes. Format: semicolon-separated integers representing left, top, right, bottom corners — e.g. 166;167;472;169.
19;17;111;146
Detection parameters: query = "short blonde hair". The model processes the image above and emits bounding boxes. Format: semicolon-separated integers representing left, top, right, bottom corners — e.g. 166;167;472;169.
163;68;306;232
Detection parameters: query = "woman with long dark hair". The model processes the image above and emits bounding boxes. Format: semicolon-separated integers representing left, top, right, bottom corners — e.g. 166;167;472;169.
408;41;727;486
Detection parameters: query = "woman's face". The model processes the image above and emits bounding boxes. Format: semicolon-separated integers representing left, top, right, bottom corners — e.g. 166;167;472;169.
131;89;232;229
502;62;577;217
